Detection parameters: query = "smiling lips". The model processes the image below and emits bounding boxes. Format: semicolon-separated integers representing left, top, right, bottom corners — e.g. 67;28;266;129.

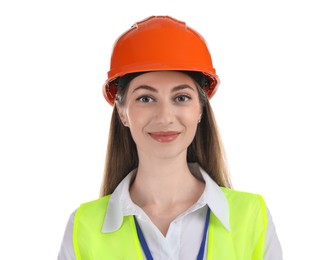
149;131;180;142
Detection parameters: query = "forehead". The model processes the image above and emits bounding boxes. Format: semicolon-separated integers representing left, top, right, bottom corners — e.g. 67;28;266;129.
128;71;197;89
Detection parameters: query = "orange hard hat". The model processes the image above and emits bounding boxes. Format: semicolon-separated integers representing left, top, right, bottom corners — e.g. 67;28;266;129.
103;16;220;106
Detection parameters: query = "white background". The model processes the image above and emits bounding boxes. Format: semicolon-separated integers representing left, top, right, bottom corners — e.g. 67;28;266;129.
1;0;329;259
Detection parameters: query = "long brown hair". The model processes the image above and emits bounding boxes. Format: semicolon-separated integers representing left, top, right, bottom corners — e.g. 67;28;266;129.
100;72;232;196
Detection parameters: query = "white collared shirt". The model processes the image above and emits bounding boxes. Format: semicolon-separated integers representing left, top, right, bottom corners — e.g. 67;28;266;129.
58;165;283;259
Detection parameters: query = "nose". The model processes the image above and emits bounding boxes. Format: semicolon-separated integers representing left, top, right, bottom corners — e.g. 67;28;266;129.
154;101;175;125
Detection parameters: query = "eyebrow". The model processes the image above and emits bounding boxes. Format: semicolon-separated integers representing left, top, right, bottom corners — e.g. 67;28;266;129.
132;84;196;93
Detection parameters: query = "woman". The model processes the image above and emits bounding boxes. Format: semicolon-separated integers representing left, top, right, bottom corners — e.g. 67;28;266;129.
58;16;282;259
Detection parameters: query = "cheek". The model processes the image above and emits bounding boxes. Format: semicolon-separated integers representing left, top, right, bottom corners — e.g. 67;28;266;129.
126;106;148;128
177;114;200;138
181;106;201;124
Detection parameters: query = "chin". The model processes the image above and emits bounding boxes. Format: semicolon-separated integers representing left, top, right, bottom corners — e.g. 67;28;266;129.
136;137;195;160
142;145;189;161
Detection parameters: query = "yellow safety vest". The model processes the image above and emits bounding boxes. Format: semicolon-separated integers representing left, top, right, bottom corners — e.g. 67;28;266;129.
73;187;267;259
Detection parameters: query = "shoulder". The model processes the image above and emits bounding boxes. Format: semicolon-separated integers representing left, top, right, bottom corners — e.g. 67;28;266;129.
80;195;111;207
76;195;111;217
221;187;265;204
220;187;267;220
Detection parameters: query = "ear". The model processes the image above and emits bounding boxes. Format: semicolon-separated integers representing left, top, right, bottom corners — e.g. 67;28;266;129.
198;112;202;123
116;105;128;127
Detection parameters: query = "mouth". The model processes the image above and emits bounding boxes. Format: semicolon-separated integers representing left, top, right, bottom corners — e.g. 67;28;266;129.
148;131;181;143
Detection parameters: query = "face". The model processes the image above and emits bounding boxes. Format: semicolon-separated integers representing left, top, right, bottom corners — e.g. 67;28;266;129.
117;71;202;160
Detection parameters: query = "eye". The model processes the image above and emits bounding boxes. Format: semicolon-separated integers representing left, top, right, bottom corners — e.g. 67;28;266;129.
137;96;155;103
175;95;191;102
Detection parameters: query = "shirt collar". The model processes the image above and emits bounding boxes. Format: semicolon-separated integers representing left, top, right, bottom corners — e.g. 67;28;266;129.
102;164;230;233
102;169;138;233
198;166;230;231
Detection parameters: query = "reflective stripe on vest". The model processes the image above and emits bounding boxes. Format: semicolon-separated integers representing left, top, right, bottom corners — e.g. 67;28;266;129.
73;187;268;260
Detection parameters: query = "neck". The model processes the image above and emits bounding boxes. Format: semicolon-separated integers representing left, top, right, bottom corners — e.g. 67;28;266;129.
130;154;204;208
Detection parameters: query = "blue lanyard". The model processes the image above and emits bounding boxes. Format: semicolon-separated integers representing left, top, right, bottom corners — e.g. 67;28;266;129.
134;207;211;260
